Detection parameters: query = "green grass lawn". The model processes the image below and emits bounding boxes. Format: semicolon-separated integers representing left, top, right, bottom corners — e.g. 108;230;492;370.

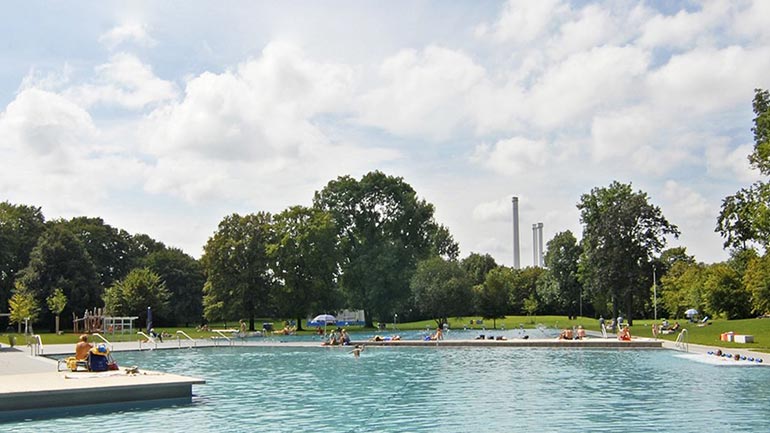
4;316;769;353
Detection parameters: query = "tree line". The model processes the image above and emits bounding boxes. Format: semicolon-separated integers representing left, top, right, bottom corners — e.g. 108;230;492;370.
2;90;768;331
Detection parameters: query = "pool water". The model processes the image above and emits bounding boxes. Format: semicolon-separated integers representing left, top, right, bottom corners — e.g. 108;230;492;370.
6;347;769;432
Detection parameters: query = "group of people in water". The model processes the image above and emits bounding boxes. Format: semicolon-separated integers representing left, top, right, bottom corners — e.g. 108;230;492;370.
323;327;352;346
558;325;588;340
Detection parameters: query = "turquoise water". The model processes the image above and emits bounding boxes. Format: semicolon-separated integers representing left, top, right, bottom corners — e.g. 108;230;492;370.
5;347;770;432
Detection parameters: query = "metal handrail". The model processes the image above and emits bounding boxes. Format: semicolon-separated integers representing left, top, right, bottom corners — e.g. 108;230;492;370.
211;329;235;346
90;333;114;352
675;328;689;352
137;331;157;350
176;330;196;348
28;334;44;355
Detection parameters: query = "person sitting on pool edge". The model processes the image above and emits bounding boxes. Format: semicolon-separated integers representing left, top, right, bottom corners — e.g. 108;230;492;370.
558;328;573;340
75;334;92;360
576;325;586;339
618;325;631;341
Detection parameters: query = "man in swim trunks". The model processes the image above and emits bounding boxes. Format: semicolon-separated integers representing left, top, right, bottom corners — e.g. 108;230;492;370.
75;334;92;360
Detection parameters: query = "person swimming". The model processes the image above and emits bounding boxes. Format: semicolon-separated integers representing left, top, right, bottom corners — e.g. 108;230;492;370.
351;344;364;358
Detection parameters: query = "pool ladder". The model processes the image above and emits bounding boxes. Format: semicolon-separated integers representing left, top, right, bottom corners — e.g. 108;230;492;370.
176;330;197;348
675;328;689;352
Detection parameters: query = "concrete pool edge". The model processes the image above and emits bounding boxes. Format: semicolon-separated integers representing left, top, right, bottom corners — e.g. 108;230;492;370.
0;348;205;413
0;369;204;412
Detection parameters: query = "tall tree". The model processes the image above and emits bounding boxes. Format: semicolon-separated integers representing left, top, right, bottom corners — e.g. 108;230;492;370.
56;217;134;289
201;212;274;330
718;89;770;248
143;248;205;327
314;171;452;327
16;225;101;326
269;206;340;330
461;253;498;286
744;253;770;316
659;260;707;319
578;181;679;324
509;266;545;314
704;263;751;319
0;202;45;322
474;267;513;329
411;256;472;325
543;231;582;317
103;268;171;324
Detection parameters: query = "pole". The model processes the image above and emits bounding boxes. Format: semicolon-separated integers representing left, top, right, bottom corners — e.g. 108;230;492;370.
653;266;657;321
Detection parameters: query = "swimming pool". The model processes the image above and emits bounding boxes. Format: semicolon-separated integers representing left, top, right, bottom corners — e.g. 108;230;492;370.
5;346;769;432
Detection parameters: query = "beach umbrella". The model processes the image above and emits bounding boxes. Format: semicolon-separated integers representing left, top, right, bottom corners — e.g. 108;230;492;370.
311;314;337;336
684;308;698;318
311;314;337;324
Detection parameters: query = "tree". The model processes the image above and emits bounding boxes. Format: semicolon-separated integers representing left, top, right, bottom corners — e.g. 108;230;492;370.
578;181;679;324
46;287;68;334
0;202;45;326
509;266;545;314
747;88;770;175
474;267;513;328
56;217;134;289
704;263;750;319
201;212;274;330
718;89;770;248
269;206;340;330
523;293;539;322
543;231;582;317
16;225;101;324
659;260;707;319
314;171;452;327
744;253;770;315
8;282;39;333
103;268;171;324
411;256;472;325
143;248;205;327
461;253;498;286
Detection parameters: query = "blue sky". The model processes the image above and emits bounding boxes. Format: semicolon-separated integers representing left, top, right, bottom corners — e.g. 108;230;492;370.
1;0;769;264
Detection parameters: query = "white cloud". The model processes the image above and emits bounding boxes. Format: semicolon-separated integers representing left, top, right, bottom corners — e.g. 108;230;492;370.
138;41;396;204
0;88;95;161
472;136;548;176
661;180;711;222
98;23;157;50
0;88;148;212
638;0;730;49
705;142;761;183
646;45;770;114
356;46;487;141
475;0;566;44
526;45;649;128
67;53;178;109
472;196;514;223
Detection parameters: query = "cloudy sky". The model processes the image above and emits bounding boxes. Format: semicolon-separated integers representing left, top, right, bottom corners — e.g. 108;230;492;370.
1;1;768;265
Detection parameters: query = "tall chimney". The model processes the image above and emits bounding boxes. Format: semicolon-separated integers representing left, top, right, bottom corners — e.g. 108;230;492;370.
512;196;520;269
537;222;544;267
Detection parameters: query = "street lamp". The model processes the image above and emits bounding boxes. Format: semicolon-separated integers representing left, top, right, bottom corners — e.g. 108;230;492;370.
394;313;398;331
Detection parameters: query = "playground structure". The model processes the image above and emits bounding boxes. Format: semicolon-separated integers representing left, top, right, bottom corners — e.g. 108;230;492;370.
72;308;138;337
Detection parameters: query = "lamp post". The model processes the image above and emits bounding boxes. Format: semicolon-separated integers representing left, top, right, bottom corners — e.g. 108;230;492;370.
394;313;398;331
653;266;657;321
